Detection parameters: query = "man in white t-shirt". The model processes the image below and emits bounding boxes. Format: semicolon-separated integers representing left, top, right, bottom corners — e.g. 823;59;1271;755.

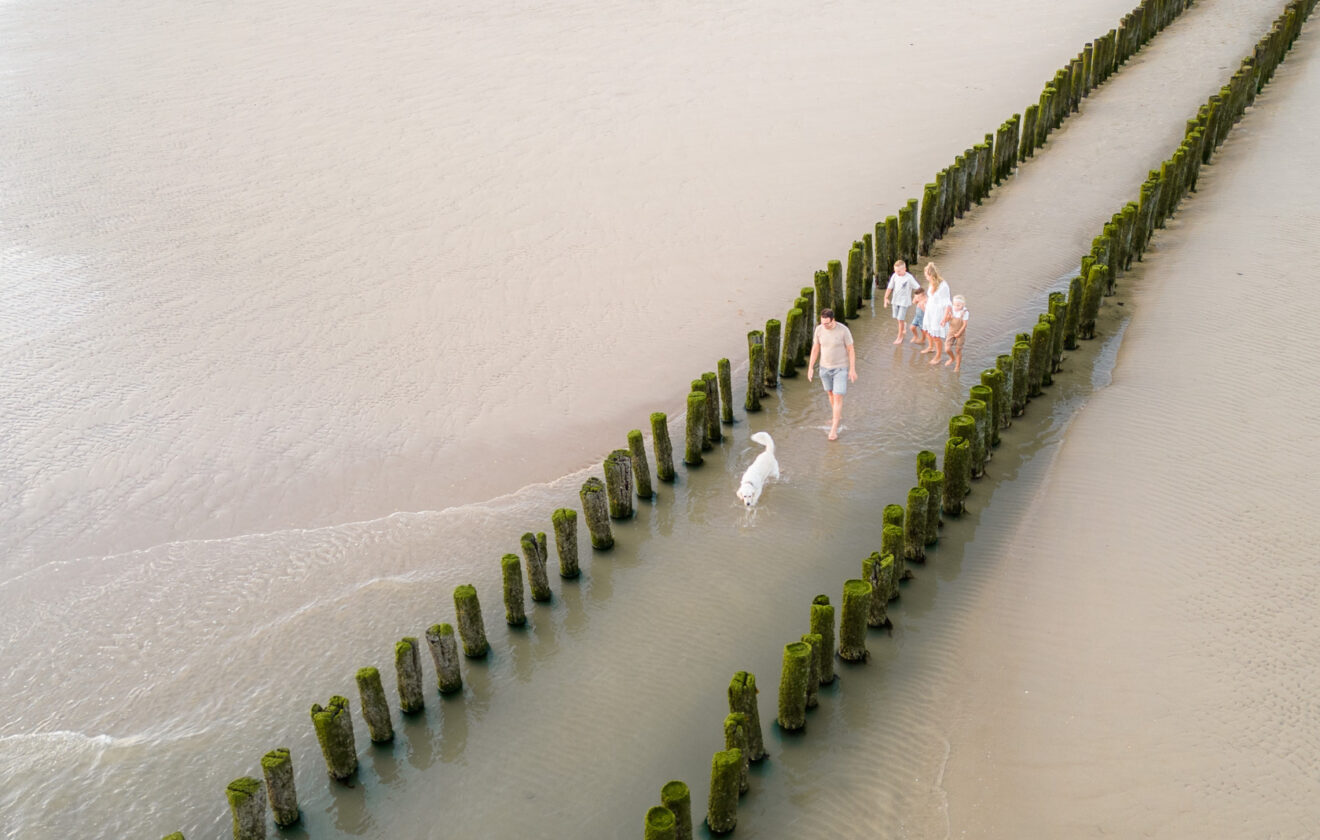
882;259;922;345
806;309;857;441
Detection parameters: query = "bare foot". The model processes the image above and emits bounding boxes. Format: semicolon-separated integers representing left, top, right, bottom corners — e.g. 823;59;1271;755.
929;357;941;365
828;429;838;441
944;358;953;366
920;348;933;355
892;337;903;345
953;363;961;371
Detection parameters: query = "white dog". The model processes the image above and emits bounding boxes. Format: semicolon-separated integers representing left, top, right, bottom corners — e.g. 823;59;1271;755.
736;431;779;507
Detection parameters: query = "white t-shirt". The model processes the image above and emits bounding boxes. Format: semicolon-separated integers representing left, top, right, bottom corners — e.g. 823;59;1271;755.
886;272;921;307
813;322;854;369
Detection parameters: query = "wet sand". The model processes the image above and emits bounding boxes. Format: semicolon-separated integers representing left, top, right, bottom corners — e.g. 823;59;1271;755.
937;17;1320;838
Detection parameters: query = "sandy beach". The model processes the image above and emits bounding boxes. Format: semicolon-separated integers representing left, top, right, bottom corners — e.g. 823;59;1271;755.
3;0;1317;838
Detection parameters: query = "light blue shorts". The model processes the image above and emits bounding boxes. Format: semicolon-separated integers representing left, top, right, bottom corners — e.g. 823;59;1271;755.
891;303;909;321
819;366;848;394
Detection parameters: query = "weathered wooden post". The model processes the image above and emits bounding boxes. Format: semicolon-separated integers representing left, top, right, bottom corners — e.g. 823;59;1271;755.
225;777;266;840
781;308;803;378
627;429;655;500
309;696;357;781
969;384;996;453
763;322;781;391
706;749;741;835
521;531;552;602
900;199;919;265
580;477;614;549
920;182;938;256
355;666;394;742
686;391;709;460
882;506;906;583
977;374;1003;446
796;290;814;365
863;552;892;627
1030;319;1053;393
701;372;722;444
453;584;490;657
838;579;872;662
809;595;836;685
777;641;812;731
717;359;734;424
603;449;635;519
827;260;845;320
424;623;463;694
917;449;937;479
943;435;971;516
744;337;763;413
1079;265;1108;339
962;398;989;478
862;233;875;298
645;806;677;840
919;469;944;545
995;354;1015;428
500;554;526;627
661;781;693;840
813;271;831;326
1011;341;1031;414
844;246;862;319
649;413;675;483
727;672;767;761
689;381;710;452
551;508;580;578
906;486;928;564
722;713;751;793
799;633;822;709
261;748;299;828
885;215;902;275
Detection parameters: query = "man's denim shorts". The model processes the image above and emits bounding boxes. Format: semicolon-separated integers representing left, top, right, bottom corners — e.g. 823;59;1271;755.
819;366;848;394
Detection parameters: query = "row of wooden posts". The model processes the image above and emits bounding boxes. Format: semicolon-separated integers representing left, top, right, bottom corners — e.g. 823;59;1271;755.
163;0;1314;835
638;0;1317;835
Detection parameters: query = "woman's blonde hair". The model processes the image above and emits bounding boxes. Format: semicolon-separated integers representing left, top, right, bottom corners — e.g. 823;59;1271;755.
924;261;944;291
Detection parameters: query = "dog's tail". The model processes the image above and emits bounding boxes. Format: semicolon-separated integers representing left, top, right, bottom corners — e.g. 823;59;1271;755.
750;431;775;456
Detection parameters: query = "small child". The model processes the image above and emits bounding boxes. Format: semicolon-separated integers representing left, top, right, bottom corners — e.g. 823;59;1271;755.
943;294;969;371
910;287;928;347
882;260;922;345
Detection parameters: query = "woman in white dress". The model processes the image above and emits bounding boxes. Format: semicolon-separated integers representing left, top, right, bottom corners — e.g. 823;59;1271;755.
922;262;953;365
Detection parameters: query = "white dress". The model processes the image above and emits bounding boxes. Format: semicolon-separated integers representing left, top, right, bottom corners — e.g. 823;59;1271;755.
924;283;953;338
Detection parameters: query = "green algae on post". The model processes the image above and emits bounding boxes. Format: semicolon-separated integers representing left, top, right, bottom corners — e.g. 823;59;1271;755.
862;233;875;298
799;633;822;710
809;595;836;685
393;640;424;713
551;507;581;578
781;308;803;378
453;583;490;657
727;671;767;761
900;200;919;265
1065;275;1084;349
920;183;938;256
603;449;635;520
995;354;1014;429
661;780;693;840
906;487;929;564
917;449;937;480
500;554;526;627
863;553;891;627
706;749;741;835
701;373;721;444
827;259;845;320
1048;293;1068;368
777;641;812;731
1011;341;1031;415
844;247;862;319
162;834;185;840
690;380;711;452
744;339;764;413
943;435;971;516
649;413;675;484
975;375;1001;446
722;712;751;793
919;469;944;546
813;270;831;327
225;776;266;840
261;747;299;828
645;805;678;840
1079;265;1108;340
354;666;395;743
684;391;708;463
839;579;872;662
882;522;907;585
520;531;552;602
310;695;357;781
625;431;655;503
579;477;614;548
884;215;901;276
425;623;463;694
763;322;781;391
962;397;989;478
717;359;734;424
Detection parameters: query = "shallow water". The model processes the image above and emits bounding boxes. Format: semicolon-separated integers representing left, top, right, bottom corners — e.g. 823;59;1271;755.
1;0;1310;837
